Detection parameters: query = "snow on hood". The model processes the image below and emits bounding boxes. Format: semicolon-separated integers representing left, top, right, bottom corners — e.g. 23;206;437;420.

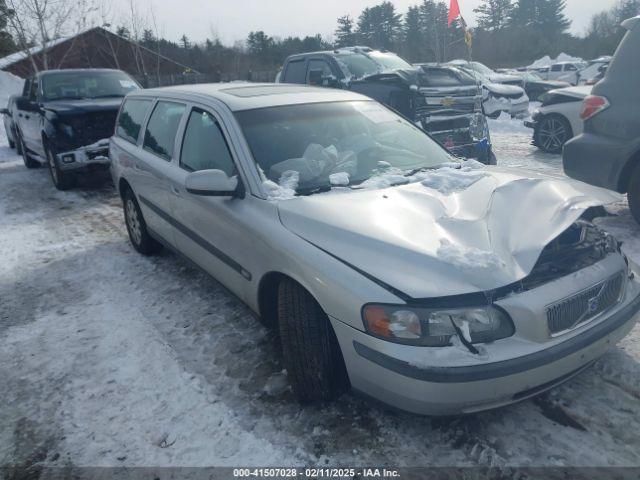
483;82;524;95
277;166;621;299
488;73;521;84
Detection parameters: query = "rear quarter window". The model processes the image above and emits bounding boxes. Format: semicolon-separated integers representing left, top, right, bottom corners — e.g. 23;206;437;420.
283;60;306;84
116;98;152;144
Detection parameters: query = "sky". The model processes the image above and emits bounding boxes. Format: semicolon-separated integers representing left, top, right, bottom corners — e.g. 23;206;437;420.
112;0;621;45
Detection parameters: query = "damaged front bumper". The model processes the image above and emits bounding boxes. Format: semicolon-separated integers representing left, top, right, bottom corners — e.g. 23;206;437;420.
333;255;640;415
56;139;111;172
419;113;493;164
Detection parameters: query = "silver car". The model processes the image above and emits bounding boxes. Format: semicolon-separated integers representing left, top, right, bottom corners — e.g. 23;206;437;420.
110;83;640;415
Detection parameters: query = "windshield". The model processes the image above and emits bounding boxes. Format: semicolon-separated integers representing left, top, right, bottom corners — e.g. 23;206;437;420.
41;71;140;101
368;51;414;70
235;101;454;196
468;62;495;75
336;51;413;78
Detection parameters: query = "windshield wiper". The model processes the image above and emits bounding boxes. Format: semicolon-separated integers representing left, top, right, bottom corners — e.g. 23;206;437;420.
295;185;333;196
404;162;461;177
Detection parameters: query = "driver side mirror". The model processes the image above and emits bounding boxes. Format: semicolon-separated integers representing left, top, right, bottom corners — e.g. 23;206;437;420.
16;96;40;112
185;169;240;197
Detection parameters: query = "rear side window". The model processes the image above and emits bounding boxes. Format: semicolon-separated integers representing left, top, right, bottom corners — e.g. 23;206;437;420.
180;108;235;175
284;60;306;84
116;98;152;144
143;101;186;161
551;64;562;72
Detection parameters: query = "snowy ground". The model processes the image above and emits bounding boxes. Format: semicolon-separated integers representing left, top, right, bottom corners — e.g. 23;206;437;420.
1;112;640;472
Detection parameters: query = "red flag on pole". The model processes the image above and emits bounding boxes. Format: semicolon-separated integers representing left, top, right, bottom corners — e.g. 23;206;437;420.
448;0;461;26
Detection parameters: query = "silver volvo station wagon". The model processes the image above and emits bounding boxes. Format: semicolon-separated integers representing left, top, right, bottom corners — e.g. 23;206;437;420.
110;83;640;415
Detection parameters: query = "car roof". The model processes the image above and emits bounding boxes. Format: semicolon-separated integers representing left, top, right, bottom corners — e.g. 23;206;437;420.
129;82;371;112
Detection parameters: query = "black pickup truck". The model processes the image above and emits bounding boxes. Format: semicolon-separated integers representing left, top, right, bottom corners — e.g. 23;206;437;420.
277;47;494;164
13;69;140;190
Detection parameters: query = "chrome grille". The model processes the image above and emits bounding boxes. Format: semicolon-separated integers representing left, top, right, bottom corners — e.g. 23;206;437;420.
546;272;625;335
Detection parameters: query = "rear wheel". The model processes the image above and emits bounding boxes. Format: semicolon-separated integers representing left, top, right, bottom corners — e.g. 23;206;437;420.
46;147;74;190
20;134;40;169
628;163;640;225
123;188;162;255
278;278;348;404
535;115;572;154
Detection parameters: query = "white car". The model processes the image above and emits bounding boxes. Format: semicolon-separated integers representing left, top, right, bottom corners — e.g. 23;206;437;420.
549;62;587;85
525;86;591;153
446;61;530;118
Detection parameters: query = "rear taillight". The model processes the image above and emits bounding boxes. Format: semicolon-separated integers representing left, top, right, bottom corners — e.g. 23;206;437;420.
580;95;609;121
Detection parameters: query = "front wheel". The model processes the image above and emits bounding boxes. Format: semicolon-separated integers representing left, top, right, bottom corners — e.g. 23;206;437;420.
123;188;162;255
47;147;74;190
278;279;348;404
20;134;40;169
628;163;640;225
535;115;572;154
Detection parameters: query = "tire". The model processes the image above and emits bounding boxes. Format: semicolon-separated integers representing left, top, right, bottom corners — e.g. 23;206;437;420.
14;129;23;155
277;278;348;404
535;115;572;154
19;134;40;169
628;163;640;226
123;188;162;255
46;146;74;190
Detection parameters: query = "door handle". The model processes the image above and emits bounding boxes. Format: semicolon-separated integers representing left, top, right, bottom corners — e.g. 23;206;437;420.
170;186;182;198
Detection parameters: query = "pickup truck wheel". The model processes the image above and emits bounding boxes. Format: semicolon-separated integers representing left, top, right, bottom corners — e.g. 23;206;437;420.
535;115;572;154
14;130;22;155
46;147;74;190
123;188;162;255
628;164;640;225
20;135;39;169
278;279;348;404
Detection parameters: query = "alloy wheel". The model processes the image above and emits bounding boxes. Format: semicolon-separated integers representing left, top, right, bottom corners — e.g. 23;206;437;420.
538;118;568;153
126;199;142;246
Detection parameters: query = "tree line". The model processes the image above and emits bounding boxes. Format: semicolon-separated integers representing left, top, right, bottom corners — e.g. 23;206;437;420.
0;0;638;77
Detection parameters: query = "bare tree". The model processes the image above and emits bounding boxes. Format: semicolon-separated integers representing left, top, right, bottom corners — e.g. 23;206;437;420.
5;0;101;72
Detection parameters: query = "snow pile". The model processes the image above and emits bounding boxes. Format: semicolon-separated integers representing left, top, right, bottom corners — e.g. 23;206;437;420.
329;172;350;186
0;70;24;108
437;238;505;270
263;170;299;200
420;166;488;195
528;53;583;69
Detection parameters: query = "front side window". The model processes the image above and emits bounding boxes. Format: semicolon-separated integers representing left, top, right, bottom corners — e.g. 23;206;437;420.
236;101;453;195
143;101;186;161
41;71;140;101
284;60;306;84
180;108;235;175
116;98;152;144
551;64;563;72
307;59;333;84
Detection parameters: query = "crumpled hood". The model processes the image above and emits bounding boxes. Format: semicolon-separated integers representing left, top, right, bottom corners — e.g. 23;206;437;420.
277;167;621;299
489;73;522;84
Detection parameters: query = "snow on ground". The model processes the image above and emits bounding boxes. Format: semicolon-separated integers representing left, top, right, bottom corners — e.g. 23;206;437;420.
0;71;24;107
1;113;640;470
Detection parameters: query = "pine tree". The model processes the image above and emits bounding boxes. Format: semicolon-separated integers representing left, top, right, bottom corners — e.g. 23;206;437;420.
0;0;16;56
538;0;571;35
116;26;131;39
474;0;513;31
335;15;356;47
403;6;423;61
356;1;402;50
180;34;191;50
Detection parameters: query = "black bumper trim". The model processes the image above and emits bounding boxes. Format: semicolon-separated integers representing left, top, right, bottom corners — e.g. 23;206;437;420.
353;289;640;383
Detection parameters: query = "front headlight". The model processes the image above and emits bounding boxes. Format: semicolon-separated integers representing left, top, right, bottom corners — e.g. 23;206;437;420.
469;113;487;140
362;304;514;347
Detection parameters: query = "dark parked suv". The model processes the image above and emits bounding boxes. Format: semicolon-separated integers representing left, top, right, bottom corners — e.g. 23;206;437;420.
563;17;640;223
278;47;494;164
14;69;140;190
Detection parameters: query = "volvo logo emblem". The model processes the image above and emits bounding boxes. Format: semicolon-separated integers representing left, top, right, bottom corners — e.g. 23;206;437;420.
587;296;600;314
